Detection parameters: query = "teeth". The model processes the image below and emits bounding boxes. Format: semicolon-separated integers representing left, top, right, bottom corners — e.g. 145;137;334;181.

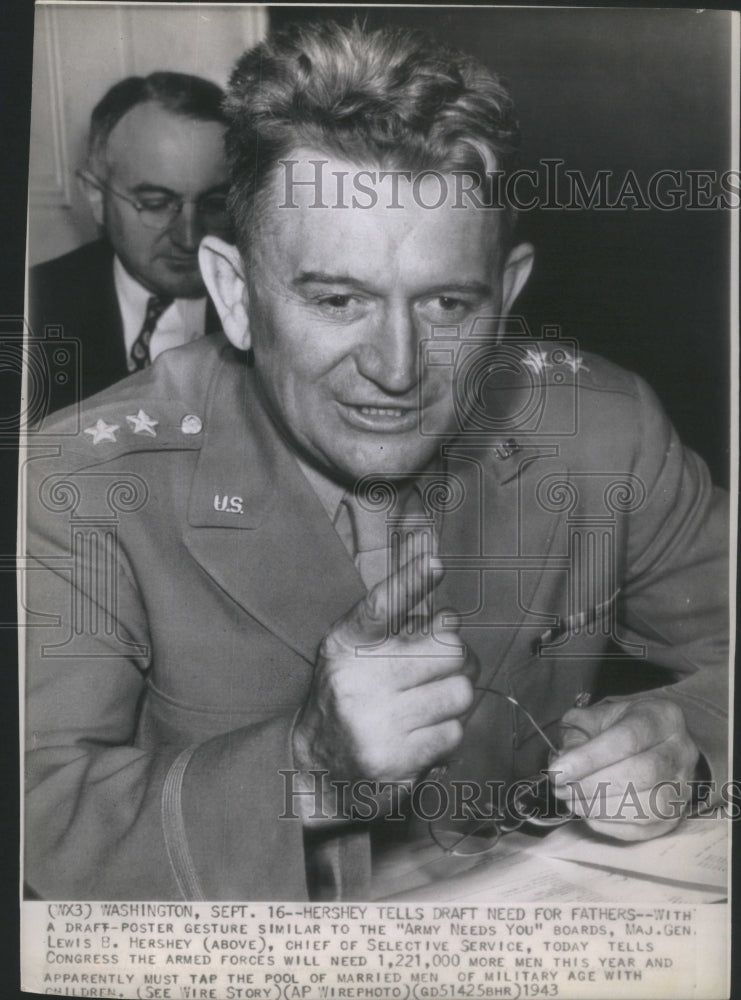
359;406;404;417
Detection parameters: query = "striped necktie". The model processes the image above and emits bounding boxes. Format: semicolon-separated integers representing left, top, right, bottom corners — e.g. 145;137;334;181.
129;294;173;371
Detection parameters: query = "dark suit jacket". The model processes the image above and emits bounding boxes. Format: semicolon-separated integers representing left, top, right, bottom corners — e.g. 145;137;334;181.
28;239;220;416
24;335;729;900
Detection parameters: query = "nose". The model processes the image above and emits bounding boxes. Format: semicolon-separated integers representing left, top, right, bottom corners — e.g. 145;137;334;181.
168;202;203;251
356;304;420;395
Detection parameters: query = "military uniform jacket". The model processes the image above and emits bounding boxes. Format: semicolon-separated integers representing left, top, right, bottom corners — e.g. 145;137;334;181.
23;334;729;900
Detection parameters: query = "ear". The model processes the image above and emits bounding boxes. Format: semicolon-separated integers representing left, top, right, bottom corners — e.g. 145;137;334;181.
77;169;105;227
198;236;251;350
501;242;534;315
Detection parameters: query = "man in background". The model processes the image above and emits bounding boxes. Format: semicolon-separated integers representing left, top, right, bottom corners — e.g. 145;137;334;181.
29;71;231;415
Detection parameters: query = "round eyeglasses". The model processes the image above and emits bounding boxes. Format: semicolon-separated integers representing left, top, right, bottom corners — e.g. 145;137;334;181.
426;686;591;858
77;170;230;232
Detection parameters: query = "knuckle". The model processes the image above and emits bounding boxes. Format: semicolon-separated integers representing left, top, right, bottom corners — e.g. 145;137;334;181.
320;622;358;658
416;720;461;766
560;707;581;726
645;696;685;732
433;607;461;632
446;674;474;713
441;718;464;751
318;633;341;659
331;671;356;702
355;743;387;779
463;648;481;682
667;731;699;771
621;713;649;750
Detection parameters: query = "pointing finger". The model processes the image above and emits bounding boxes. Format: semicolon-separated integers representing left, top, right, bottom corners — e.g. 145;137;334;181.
366;552;443;632
333;553;443;644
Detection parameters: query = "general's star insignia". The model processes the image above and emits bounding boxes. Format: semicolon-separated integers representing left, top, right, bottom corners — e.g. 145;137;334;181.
126;409;158;436
563;354;589;373
84;418;120;444
522;348;552;373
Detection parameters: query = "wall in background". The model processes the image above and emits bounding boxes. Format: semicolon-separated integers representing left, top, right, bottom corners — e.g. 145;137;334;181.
27;2;267;266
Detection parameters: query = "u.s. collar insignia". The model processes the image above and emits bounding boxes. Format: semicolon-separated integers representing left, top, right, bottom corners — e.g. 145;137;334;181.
84;418;119;444
126;409;158;437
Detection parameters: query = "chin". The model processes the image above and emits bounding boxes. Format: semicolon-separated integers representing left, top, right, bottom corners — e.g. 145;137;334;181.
342;451;438;484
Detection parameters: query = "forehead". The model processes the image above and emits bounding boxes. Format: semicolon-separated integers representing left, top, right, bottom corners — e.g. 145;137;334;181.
104;101;227;190
255;150;505;279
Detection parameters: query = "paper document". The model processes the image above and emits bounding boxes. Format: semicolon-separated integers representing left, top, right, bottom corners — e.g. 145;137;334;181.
525;817;729;891
371;818;729;902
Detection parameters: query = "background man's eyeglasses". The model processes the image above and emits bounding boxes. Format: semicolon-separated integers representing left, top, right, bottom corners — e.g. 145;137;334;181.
77;170;230;232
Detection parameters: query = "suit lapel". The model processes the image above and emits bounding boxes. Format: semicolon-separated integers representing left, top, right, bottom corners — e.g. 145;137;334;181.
84;241;128;392
183;359;366;664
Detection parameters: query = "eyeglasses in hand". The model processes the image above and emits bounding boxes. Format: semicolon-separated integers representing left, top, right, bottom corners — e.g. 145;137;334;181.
427;686;591;858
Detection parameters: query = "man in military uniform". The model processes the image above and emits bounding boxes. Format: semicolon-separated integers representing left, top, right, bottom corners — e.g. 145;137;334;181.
24;22;728;900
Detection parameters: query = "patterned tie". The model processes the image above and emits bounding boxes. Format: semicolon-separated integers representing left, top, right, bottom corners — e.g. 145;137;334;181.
129;294;174;371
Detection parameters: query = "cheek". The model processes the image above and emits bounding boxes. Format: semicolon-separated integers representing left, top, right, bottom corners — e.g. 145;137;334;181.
251;296;344;379
111;215;156;262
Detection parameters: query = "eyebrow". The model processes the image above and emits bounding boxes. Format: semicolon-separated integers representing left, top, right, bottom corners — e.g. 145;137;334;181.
293;271;365;288
293;272;493;297
130;184;180;198
129;183;229;198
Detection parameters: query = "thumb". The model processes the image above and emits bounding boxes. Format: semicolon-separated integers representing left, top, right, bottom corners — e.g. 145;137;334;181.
556;701;629;754
331;552;443;648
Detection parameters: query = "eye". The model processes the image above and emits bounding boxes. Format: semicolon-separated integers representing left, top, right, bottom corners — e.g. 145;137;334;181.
320;294;353;309
138;196;177;213
313;293;366;320
418;295;475;323
437;296;466;312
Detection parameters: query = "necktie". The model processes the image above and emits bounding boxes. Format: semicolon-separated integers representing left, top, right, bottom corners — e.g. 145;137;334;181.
337;489;437;629
129;294;174;371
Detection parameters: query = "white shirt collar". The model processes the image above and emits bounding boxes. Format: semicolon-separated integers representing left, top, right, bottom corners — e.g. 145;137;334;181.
113;255;208;370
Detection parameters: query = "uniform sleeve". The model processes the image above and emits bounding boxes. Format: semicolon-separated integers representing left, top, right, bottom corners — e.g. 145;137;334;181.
23;459;309;900
610;374;730;788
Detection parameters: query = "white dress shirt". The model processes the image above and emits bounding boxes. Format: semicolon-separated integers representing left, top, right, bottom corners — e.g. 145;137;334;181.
114;256;208;371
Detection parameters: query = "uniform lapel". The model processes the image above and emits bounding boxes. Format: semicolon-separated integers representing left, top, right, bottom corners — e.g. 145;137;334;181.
183;358;366;664
435;443;567;694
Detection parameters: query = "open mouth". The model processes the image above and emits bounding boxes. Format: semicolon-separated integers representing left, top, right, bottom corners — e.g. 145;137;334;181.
339;402;420;432
358;405;405;417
